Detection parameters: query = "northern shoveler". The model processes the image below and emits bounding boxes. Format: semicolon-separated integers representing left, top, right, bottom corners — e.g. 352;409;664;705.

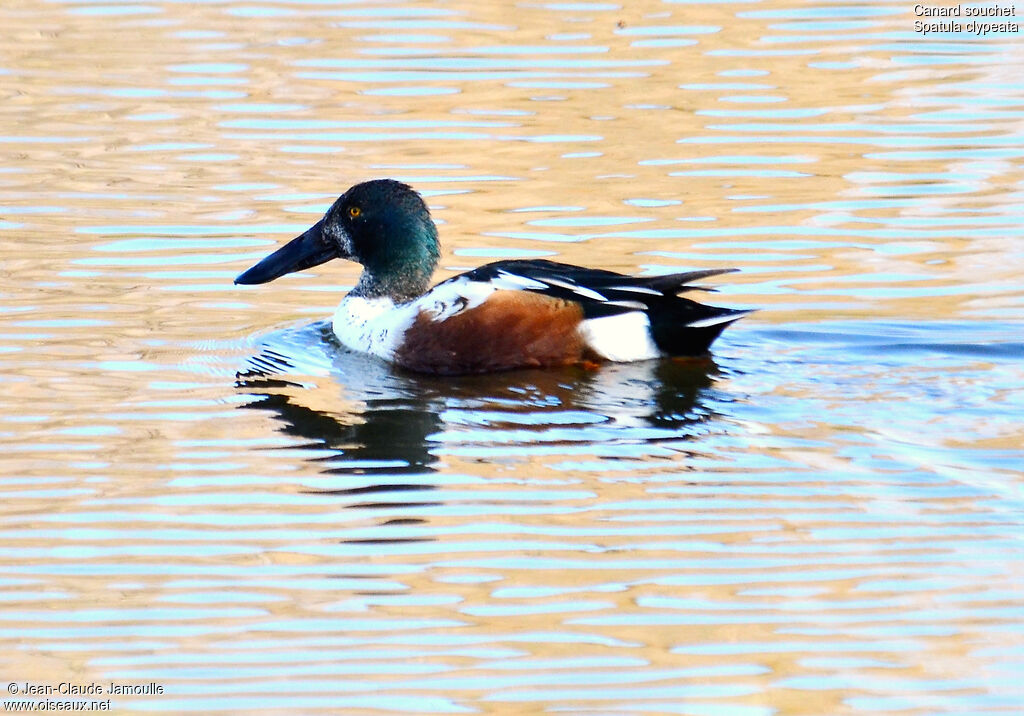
235;179;750;375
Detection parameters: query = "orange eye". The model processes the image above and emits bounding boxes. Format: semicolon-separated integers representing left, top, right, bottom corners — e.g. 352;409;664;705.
348;205;362;218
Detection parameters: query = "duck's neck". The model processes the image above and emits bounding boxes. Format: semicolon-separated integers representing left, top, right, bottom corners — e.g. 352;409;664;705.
349;269;425;302
350;245;439;302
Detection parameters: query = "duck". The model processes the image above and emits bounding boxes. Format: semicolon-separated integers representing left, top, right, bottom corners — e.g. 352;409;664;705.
235;179;750;375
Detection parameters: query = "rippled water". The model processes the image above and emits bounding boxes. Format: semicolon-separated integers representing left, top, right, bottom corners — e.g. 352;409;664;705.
2;0;1023;713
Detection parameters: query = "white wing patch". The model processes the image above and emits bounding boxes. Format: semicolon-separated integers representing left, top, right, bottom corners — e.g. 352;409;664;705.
607;285;662;296
578;311;661;362
536;276;607;302
419;277;498;322
687;310;753;328
492;270;547;291
418;269;629;324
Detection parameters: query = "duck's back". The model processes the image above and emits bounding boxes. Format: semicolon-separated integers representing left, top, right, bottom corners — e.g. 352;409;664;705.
334;259;748;375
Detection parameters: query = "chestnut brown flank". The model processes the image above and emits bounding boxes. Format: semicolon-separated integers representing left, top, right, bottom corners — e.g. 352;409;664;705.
395;290;591;375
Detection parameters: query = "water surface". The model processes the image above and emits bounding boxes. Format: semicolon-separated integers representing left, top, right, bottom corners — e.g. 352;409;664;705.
2;0;1023;713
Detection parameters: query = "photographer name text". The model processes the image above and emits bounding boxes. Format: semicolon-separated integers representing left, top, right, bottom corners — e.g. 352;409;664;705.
10;683;162;697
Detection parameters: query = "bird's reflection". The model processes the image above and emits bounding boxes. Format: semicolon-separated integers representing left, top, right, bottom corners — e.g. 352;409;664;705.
235;321;722;492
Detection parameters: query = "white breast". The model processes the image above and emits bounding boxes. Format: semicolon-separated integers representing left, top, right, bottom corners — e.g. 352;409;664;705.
331;279;499;361
332;296;417;360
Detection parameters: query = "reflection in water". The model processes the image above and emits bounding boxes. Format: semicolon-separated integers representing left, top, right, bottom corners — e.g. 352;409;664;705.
233;322;720;564
236;329;444;477
235;321;719;487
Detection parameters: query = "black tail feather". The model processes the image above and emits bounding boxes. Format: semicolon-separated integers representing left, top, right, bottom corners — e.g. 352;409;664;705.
648;300;751;356
632;268;739;295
